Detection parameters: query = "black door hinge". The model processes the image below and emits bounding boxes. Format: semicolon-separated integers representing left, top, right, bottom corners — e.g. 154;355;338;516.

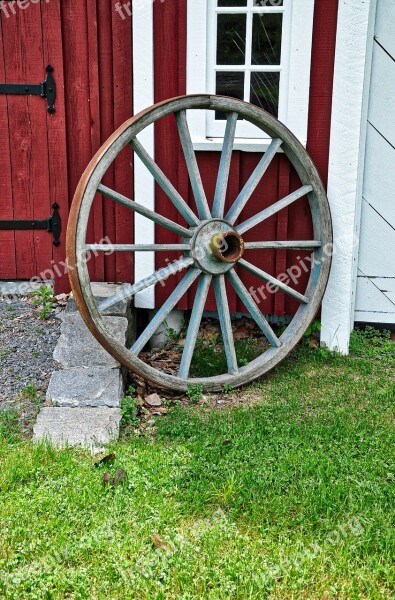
0;65;56;113
0;203;61;246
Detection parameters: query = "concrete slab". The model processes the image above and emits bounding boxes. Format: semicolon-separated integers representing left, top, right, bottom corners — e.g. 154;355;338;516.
47;367;124;408
53;313;128;368
65;282;131;318
0;280;52;297
33;407;122;450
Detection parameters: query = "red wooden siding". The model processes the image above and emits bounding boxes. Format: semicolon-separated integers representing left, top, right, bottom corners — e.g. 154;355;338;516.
0;1;133;291
0;20;15;279
0;3;68;288
153;0;338;316
60;0;133;286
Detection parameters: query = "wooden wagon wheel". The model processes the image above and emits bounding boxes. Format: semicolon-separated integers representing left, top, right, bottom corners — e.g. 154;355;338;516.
67;95;332;393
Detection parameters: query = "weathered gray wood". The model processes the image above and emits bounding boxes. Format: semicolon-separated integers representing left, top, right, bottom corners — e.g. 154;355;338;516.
225;137;283;224
131;268;200;355
86;244;190;252
176;110;211;220
130;138;200;226
213;275;238;375
244;241;321;250
238;258;309;304
70;95;332;392
98;183;193;238
97;257;194;313
212;112;238;218
178;273;212;378
226;269;281;348
237;185;313;235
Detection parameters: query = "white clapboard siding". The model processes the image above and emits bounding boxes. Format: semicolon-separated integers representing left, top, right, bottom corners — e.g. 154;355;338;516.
356;0;395;324
375;0;395;59
363;124;395;227
355;277;395;322
369;41;395;149
358;199;395;278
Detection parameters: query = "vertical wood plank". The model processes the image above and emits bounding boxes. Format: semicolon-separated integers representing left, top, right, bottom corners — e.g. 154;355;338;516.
306;0;339;185
0;17;16;278
61;1;96;277
2;5;51;280
274;155;290;315
154;0;186;306
112;0;133;284
87;0;105;281
235;152;279;316
97;0;116;282
41;0;70;292
284;167;313;316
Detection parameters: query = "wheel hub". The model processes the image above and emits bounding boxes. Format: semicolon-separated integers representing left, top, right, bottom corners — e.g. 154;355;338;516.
191;219;245;274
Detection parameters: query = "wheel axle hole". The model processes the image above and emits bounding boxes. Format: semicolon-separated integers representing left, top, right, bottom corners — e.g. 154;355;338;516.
212;231;244;263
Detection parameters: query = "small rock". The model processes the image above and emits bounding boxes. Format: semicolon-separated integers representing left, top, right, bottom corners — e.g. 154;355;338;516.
144;393;162;408
151;406;168;415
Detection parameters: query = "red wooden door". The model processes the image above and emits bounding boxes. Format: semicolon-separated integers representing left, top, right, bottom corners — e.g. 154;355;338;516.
0;1;69;291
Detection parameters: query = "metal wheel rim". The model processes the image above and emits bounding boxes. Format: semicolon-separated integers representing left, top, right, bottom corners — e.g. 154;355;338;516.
67;95;332;392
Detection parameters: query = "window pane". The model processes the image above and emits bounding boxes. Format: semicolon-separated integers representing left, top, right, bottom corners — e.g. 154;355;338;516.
217;14;247;65
216;71;245;119
218;0;247;5
252;13;283;65
253;0;283;6
250;71;279;116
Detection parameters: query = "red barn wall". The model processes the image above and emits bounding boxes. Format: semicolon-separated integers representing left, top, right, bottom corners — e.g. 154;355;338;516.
153;0;338;316
60;0;134;287
0;1;133;291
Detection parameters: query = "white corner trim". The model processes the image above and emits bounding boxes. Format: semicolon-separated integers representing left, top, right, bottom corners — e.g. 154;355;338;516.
186;0;208;140
321;0;377;353
132;0;155;308
285;0;314;145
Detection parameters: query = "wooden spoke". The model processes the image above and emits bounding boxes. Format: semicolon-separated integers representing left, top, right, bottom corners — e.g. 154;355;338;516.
68;95;332;392
213;275;238;375
130;138;200;227
238;258;309;304
175;110;211;220
131;268;200;355
226;269;281;348
98;183;193;238
98;256;194;313
244;241;322;250
237;185;313;235
86;244;191;252
225;138;283;224
178;273;212;379
212;112;238;218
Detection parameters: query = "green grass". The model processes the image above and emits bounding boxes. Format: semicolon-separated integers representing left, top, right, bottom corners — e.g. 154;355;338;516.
0;330;394;598
190;336;265;376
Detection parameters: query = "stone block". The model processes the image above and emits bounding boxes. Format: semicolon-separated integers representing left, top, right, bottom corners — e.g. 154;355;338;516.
65;282;131;317
33;407;122;450
53;313;128;368
47;367;124;408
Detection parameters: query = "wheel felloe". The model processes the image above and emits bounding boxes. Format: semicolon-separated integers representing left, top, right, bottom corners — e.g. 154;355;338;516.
67;95;332;392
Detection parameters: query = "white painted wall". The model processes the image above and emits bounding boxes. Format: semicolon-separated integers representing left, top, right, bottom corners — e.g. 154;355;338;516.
355;0;395;324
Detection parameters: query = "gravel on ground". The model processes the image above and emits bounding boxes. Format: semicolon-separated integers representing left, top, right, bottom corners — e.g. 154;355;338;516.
0;298;62;411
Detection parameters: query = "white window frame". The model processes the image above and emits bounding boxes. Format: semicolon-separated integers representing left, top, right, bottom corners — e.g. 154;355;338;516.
187;0;315;151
